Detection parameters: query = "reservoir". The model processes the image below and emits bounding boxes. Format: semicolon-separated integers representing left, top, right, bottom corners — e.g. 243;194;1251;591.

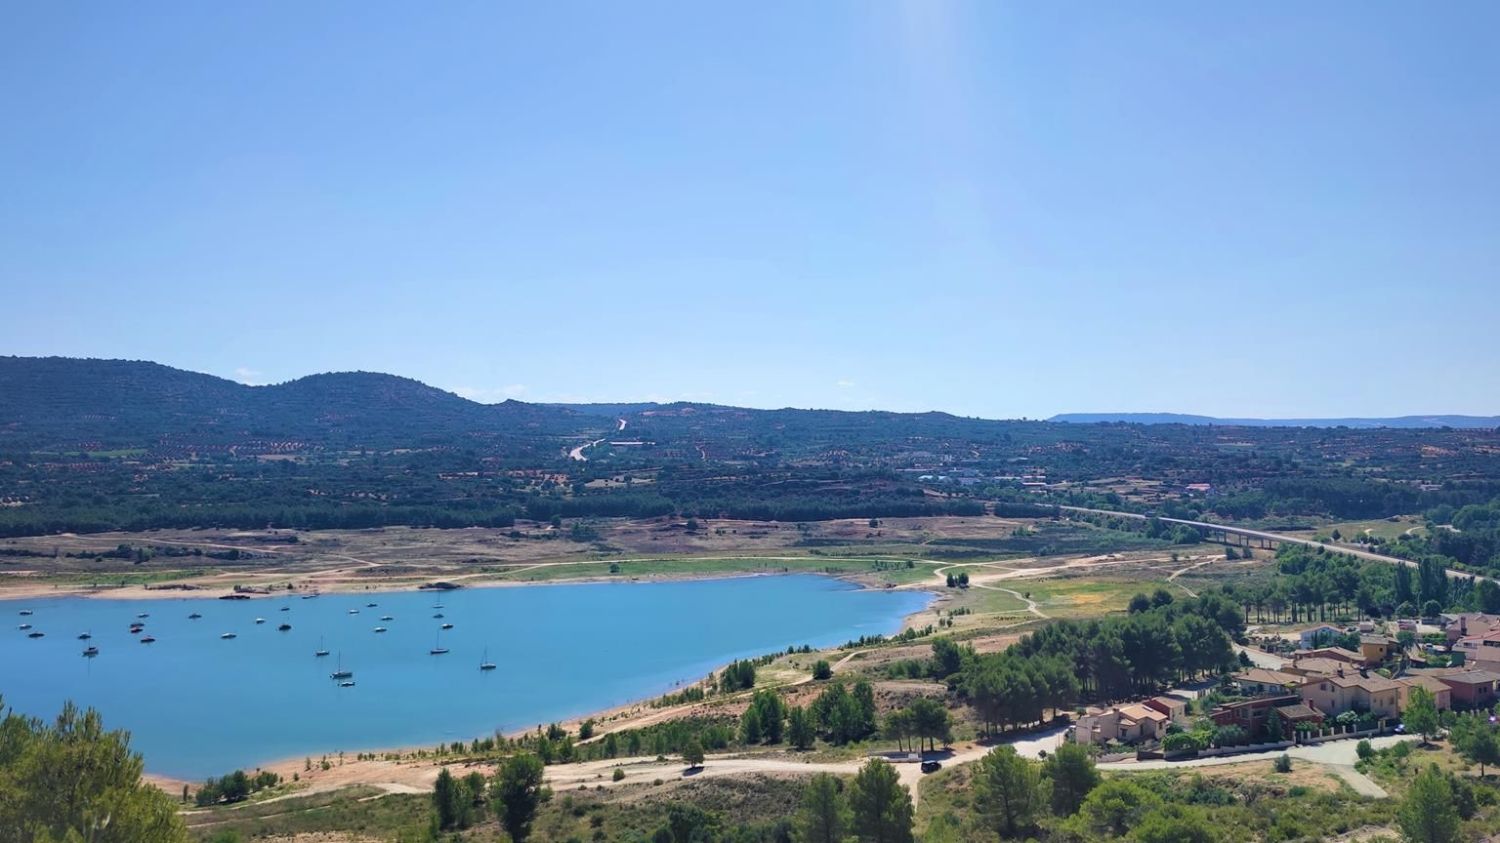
0;574;927;778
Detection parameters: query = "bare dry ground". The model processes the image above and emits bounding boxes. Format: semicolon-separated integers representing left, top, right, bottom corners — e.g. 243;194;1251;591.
0;514;1202;600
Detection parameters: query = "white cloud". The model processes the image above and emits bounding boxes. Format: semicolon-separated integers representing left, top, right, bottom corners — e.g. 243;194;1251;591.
836;379;856;388
233;367;264;385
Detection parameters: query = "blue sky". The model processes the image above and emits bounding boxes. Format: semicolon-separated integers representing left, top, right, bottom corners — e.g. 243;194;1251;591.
2;2;1496;418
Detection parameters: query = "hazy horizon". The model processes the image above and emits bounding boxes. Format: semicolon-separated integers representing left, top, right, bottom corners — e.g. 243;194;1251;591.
4;3;1498;418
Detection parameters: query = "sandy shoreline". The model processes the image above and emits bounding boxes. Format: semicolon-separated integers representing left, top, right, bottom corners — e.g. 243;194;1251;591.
7;568;938;787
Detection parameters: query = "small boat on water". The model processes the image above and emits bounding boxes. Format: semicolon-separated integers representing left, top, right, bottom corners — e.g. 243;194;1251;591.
429;630;449;655
479;647;496;671
19;610;33;616
301;594;318;600
78;632;91;640
279;606;290;612
348;609;359;615
432;613;444;619
339;680;356;688
278;623;292;631
83;645;99;657
330;654;353;680
27;631;43;639
441;623;453;630
315;636;330;657
373;626;387;633
366;602;377;608
221;632;237;640
254;618;266;624
188;613;202;620
140;635;156;644
380;615;393;621
18;623;31;630
432;603;444;609
136;613;148;619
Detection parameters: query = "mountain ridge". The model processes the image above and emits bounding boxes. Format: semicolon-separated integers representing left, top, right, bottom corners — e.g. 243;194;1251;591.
3;358;1496;447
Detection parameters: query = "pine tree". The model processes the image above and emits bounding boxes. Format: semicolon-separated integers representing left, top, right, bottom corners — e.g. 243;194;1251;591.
847;759;914;843
1398;764;1460;843
795;773;849;843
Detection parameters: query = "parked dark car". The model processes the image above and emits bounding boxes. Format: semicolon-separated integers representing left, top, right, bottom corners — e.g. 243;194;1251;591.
920;760;942;774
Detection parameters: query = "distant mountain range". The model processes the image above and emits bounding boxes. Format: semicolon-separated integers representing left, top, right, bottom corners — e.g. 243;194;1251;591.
0;356;592;447
1;357;1494;450
1049;413;1500;429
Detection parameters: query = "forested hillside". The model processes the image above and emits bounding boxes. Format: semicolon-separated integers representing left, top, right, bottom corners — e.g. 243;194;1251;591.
3;357;1500;566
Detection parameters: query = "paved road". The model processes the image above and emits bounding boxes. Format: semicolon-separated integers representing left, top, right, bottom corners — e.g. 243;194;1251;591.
545;725;1070;806
1234;643;1289;670
1058;506;1487;583
1099;735;1414;797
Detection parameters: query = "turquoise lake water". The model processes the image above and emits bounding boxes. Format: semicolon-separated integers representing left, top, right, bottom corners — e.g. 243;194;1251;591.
0;575;926;778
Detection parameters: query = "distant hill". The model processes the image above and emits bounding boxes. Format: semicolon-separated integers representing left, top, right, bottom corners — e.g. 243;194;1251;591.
1050;412;1500;429
545;402;663;418
4;357;1496;453
0;357;590;447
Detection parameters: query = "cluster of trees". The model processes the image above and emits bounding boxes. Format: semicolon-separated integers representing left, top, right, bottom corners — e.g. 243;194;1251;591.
1224;544;1477;624
792;763;913;843
739;690;786;745
924;592;1240;737
430;753;549;841
717;660;758;692
807;681;879;745
883;696;953;753
0;698;186;841
1398;500;1500;572
193;768;280;806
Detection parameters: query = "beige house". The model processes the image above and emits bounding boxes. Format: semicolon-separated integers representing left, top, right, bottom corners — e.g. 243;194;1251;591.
1299;672;1403;718
1075;703;1170;745
1233;668;1308;696
1285;657;1358;679
1359;634;1399;665
1398;674;1453;711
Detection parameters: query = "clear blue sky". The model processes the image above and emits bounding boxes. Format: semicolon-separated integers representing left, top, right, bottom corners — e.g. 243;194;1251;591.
3;2;1497;418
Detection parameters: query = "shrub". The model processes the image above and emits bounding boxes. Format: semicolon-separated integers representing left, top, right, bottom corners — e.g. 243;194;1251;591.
1356;739;1374;761
612;768;625;782
1162;733;1204;753
1273;754;1292;773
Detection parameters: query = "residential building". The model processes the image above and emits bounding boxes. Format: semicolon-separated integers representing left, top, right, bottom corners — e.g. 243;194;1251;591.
1285;657;1357;679
1359;634;1400;665
1452;631;1500;673
1299;672;1403;718
1300;647;1364;665
1429;669;1500;709
1397;674;1453;711
1232;668;1308;696
1143;695;1188;720
1075;703;1171;745
1210;695;1324;738
1444;614;1500;645
1297;625;1344;650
